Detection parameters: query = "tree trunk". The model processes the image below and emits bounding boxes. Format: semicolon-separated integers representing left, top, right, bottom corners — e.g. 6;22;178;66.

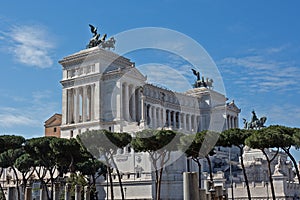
110;157;125;200
22;174;27;195
35;167;50;199
115;168;125;200
92;175;99;200
195;159;202;188
239;147;251;200
205;156;213;182
262;150;276;200
282;148;300;184
49;169;55;200
156;167;164;200
11;167;21;200
154;169;159;200
108;167;114;200
0;169;5;200
0;184;4;200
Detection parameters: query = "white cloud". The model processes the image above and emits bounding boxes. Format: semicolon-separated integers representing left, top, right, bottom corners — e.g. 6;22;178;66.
137;63;192;92
219;53;300;94
219;47;300;128
0;90;59;129
4;24;55;68
0;114;39;127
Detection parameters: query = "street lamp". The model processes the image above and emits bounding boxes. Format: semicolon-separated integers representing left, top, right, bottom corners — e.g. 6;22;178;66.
229;148;234;200
124;187;127;199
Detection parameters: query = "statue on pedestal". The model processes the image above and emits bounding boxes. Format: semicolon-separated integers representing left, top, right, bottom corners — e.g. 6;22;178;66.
243;110;267;130
273;156;283;175
191;69;213;89
86;24;115;50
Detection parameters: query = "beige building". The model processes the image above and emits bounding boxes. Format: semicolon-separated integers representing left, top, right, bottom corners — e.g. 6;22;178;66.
44;113;62;138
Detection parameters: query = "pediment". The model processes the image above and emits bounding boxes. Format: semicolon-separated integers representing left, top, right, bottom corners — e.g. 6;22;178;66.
44;114;62;127
126;67;147;81
226;101;241;112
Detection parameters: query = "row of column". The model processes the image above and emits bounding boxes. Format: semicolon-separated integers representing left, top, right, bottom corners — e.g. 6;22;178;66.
146;104;203;132
8;184;89;200
227;115;238;129
122;83;142;122
67;85;95;124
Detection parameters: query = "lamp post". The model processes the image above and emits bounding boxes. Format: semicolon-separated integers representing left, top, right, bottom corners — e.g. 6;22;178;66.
229;147;234;200
124;187;127;199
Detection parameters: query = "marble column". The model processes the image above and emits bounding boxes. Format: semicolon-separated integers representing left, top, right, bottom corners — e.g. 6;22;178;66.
54;183;60;200
82;86;87;122
66;89;71;124
192;115;196;132
197;116;201;132
159;108;163;128
152;106;156;128
93;82;100;121
75;88;80;123
75;185;82;200
124;83;130;121
84;186;90;200
136;89;141;121
177;112;181;129
167;110;171;127
40;185;47;200
186;114;189;131
162;108;166;127
132;86;136;121
173;111;176;129
70;89;75;123
62;89;68;125
65;183;72;200
183;113;186;130
140;95;145;122
7;187;16;200
227;116;230;129
115;81;122;121
188;115;192;131
25;187;32;200
183;172;200;200
91;84;95;120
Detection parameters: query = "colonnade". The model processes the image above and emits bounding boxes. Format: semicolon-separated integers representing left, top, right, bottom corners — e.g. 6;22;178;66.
66;85;94;124
226;115;238;129
121;82;212;132
145;104;203;132
64;81;232;133
122;83;142;122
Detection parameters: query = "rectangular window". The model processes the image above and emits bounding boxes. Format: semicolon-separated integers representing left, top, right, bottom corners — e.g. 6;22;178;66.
54;127;57;132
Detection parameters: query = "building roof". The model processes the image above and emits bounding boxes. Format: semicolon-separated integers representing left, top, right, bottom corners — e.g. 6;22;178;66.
44;113;62;127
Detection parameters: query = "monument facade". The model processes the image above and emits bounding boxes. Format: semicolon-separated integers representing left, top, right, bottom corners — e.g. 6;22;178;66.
58;44;240;199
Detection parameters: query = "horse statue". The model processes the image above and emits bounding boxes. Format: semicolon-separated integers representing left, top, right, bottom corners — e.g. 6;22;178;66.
100;37;116;50
243;110;267;130
87;24;102;48
86;24;116;50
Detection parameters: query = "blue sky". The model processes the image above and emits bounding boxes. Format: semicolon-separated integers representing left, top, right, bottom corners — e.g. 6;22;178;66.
0;0;300;157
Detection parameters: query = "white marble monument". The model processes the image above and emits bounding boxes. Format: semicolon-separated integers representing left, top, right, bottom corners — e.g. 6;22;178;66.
59;46;240;199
